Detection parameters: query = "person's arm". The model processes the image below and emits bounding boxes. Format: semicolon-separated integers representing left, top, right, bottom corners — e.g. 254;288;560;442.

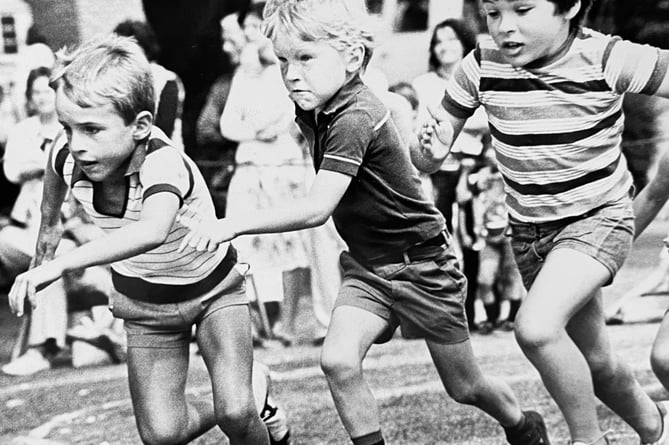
219;74;257;142
8;191;180;316
413;104;467;174
179;169;351;251
32;147;69;267
633;147;669;237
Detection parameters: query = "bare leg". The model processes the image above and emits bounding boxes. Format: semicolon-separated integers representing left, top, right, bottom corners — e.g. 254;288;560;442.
320;305;390;437
426;339;523;426
197;304;269;445
127;345;216;444
514;248;610;443
567;292;661;443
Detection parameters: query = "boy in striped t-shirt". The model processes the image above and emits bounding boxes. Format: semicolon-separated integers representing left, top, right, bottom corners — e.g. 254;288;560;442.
419;0;669;444
6;35;287;445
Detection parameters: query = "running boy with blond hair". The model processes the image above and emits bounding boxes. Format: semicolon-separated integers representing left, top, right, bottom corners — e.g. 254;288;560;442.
180;1;549;444
419;0;669;443
6;34;289;445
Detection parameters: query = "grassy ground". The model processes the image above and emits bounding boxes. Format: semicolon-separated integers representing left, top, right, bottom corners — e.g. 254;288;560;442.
0;219;668;444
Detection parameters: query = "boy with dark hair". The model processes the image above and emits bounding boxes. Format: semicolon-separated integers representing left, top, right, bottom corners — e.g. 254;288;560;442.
419;0;669;443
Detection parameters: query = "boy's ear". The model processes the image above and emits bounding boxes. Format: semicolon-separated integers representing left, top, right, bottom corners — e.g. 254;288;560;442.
132;111;153;141
345;44;365;74
564;0;581;20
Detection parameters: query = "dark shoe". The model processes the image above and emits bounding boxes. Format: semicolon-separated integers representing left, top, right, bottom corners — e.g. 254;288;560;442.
479;321;495;335
498;320;515;332
505;410;550;445
261;396;291;445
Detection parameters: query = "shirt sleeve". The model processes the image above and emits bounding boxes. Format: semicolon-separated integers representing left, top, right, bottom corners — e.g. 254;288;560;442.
320;108;376;176
603;37;669;95
441;49;482;119
3;119;44;183
139;147;192;205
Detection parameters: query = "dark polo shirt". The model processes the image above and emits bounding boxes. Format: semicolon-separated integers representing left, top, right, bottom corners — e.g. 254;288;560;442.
295;75;445;262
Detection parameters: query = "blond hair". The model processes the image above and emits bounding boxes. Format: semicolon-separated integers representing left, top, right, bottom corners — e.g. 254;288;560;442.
50;34;155;124
262;0;376;70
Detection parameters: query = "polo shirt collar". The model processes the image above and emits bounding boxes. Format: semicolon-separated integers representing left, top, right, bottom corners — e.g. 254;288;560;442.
123;139;148;176
320;74;364;116
295;74;365;124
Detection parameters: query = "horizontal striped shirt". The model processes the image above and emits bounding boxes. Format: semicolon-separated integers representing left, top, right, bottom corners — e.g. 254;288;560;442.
51;128;230;300
442;28;669;223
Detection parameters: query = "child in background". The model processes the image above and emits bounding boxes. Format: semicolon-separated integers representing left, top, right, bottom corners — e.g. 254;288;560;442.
6;35;282;445
418;0;669;443
468;147;524;334
181;1;550;444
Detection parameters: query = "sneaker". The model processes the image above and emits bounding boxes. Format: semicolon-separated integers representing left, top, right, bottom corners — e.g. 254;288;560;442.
498;320;515;332
2;348;51;376
479;321;496;335
261;396;291;445
644;401;669;445
505;410;550;445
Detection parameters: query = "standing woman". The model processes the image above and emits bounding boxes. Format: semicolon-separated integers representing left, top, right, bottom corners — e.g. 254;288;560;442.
219;3;311;340
412;19;489;331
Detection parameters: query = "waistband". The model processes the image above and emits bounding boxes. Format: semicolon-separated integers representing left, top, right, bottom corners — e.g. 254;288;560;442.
363;232;448;266
508;207;601;238
111;245;238;304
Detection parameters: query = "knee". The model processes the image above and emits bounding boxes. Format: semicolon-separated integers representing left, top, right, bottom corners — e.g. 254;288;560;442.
445;378;483;406
514;316;558;352
138;421;185;445
216;403;259;437
651;346;669;380
320;347;361;383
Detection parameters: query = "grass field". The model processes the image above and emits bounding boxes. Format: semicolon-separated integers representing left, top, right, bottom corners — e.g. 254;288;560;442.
1;220;669;444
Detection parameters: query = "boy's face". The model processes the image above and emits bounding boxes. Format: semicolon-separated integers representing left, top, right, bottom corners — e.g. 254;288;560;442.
272;33;356;113
55;86;151;182
482;0;578;67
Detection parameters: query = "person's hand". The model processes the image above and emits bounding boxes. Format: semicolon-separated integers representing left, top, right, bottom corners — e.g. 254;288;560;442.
256;125;280;143
177;215;236;253
8;262;62;317
418;105;454;161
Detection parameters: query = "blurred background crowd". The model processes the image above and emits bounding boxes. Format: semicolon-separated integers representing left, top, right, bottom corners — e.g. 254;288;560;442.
0;0;668;377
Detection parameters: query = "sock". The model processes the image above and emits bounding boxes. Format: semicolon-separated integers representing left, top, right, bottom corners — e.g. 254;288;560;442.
504;412;526;433
484;302;500;324
352;430;385;445
507;300;521;322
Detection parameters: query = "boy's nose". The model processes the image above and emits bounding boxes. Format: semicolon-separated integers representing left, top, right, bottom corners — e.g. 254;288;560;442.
497;13;518;33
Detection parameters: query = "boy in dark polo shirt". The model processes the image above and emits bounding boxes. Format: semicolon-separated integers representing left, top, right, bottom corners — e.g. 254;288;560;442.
180;1;549;444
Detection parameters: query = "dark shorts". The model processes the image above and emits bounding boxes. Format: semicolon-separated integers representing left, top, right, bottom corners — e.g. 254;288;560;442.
335;242;469;345
508;194;634;290
109;264;249;348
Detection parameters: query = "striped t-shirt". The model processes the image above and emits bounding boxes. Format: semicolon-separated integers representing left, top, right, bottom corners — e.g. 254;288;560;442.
51;127;232;302
442;28;669;223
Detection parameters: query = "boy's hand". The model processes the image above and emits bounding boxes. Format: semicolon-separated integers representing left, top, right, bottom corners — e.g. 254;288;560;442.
177;216;236;253
8;263;62;317
418;105;454;161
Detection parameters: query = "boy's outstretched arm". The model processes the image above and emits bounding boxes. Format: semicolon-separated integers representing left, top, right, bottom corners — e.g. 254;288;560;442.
179;170;351;252
412;104;466;174
9;192;180;316
633;147;669;238
33;147;69;267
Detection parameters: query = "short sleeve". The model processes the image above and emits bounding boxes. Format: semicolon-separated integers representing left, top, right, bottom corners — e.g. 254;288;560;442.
320;108;376;176
49;131;70;179
442;49;482;119
139;146;192;205
603;38;669;95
